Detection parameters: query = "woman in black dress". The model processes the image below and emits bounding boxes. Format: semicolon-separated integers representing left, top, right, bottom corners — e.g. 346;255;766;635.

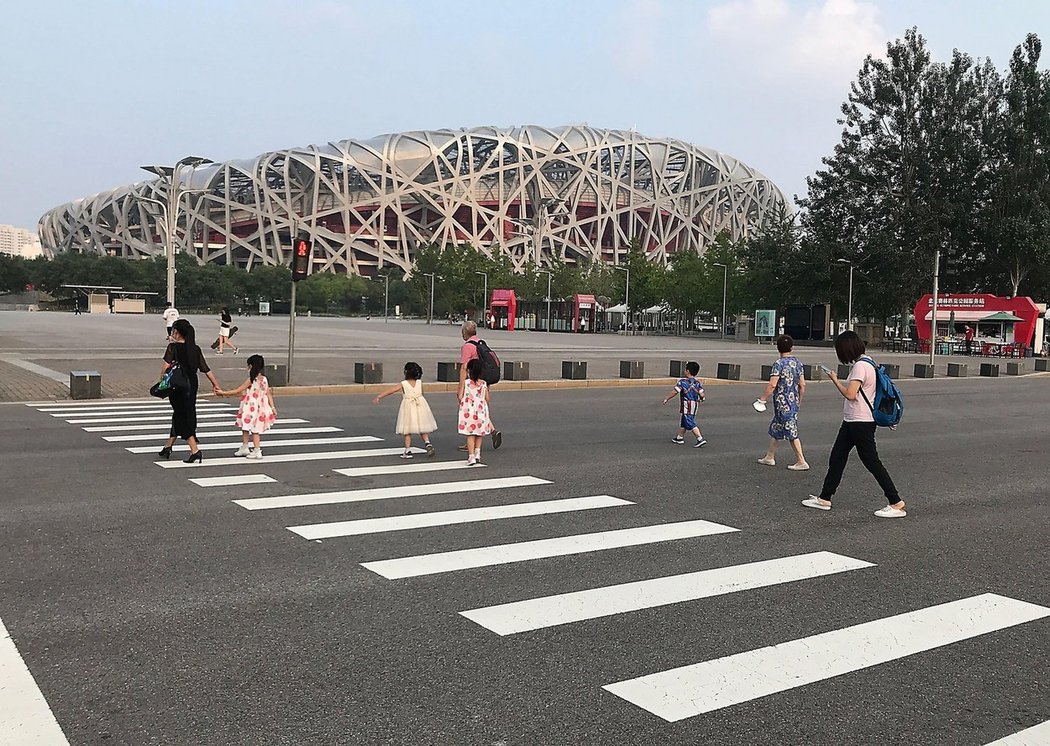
159;319;221;463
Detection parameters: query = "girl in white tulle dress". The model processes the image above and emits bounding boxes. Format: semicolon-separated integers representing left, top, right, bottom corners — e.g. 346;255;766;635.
372;362;436;459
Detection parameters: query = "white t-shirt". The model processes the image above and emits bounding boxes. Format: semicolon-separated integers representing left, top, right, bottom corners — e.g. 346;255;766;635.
163;307;179;325
843;357;876;422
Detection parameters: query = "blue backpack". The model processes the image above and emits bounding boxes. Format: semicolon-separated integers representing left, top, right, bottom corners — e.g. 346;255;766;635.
859;358;904;428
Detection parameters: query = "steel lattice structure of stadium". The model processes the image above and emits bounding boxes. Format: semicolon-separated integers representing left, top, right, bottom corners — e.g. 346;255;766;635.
39;125;787;274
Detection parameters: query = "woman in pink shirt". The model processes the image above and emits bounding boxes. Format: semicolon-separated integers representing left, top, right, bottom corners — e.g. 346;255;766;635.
803;331;907;519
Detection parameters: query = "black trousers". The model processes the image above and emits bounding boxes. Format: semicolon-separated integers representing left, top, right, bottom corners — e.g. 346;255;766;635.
819;421;900;504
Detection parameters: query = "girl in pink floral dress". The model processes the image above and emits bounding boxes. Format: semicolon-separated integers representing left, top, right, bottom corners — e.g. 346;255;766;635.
458;358;492;466
220;354;277;460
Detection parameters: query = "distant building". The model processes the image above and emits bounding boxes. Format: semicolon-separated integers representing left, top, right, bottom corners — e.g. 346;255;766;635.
0;224;44;259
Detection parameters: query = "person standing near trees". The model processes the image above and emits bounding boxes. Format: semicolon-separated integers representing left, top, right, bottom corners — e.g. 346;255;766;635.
756;334;809;470
217;307;238;355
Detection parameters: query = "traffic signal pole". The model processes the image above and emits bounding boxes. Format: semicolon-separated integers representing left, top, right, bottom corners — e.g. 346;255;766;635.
287;279;297;384
287;231;311;385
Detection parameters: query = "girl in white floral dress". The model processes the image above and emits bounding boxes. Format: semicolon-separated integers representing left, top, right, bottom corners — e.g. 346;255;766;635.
220;354;277;460
458;358;492;465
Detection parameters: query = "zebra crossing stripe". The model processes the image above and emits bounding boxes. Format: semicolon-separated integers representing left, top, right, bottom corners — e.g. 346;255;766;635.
83;418;310;433
27;398;155;408
288;495;633;539
984;720;1050;745
125;436;381;453
158;446;424;470
67;412;234;425
603;593;1050;722
362;519;740;580
235;475;550;511
49;404;233;417
189;474;278;487
0;616;70;744
461;551;874;636
335;461;485;477
102;426;342;442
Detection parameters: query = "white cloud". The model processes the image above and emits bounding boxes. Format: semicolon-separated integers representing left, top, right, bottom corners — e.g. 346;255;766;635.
707;0;886;82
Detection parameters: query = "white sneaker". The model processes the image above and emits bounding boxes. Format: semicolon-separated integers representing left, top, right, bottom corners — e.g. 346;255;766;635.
467;456;477;466
234;446;251;457
874;504;907;519
757;457;776;466
246;449;263;460
400;450;413;459
802;496;832;511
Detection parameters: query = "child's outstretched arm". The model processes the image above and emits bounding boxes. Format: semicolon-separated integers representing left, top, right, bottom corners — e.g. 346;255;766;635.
372;383;403;404
662;387;679;405
220;378;251;397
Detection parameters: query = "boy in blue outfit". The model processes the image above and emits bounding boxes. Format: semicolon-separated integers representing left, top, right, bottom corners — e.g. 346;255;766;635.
662;361;707;448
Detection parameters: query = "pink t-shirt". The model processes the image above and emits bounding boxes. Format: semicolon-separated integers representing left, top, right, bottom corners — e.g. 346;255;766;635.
843;358;876;422
460;335;480;365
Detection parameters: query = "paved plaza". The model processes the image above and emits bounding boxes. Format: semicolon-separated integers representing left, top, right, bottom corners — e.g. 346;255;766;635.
1;310;1049;745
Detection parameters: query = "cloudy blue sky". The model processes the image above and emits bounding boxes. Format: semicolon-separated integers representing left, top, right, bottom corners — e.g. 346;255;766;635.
2;0;1047;231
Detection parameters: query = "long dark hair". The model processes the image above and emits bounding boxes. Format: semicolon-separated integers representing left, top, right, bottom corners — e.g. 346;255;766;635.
466;357;483;383
247;354;264;382
221;307;231;323
171;318;200;371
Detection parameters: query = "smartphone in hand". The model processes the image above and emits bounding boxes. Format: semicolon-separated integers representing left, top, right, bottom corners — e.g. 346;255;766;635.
818;364;834;376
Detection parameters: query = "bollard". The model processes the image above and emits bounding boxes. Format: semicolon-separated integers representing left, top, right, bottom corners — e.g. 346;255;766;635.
562;361;587;380
1006;362;1026;376
980;363;1000;378
716;363;741;381
761;364;774;380
436;362;462;382
669;360;689;378
803;364;824;381
619;361;644;379
354;362;383;384
837;364;851;379
69;370;102;399
1036;359;1049;372
503;361;530;381
913;364;935;379
264;363;288;387
883;364;900;379
947;363;968;377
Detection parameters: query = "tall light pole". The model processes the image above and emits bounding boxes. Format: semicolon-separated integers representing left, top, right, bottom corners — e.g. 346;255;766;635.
140;156;212;306
382;273;389;324
930;250;940;366
713;262;728;340
614;265;630;334
423;272;435;324
836;259;855;331
538;270;553;332
474;270;488;325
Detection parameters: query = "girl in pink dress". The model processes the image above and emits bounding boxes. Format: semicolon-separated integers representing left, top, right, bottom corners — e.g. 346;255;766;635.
458;358;492;466
220;354;277;460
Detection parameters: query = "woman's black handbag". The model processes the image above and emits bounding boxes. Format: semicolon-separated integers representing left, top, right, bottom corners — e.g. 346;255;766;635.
149;364;189;398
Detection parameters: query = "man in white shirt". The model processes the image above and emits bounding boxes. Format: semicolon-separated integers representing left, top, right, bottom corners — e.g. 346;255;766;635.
163;303;179;341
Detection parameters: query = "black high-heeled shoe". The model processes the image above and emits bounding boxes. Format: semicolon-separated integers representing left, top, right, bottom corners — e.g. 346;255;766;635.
184;451;203;464
158;446;173;459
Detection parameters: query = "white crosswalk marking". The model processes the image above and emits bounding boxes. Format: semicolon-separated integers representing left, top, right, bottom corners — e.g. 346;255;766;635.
26;398;155;408
335;461;485;477
235;475;550;511
68;412;234;425
157;446;423;469
289;495;633;539
461;551;874;636
0;616;70;744
126;436;381;453
984;720;1050;745
603;593;1050;722
103;426;342;442
362;519;740;580
83;418;310;432
49;404;233;417
189;474;278;487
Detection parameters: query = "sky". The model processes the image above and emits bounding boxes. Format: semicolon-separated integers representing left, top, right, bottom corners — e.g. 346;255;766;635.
2;0;1048;232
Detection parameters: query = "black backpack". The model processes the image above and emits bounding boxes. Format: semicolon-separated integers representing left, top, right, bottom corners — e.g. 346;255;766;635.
468;339;501;385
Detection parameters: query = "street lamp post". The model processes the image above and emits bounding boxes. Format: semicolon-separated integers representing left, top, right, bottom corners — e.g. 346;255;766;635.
474;271;488;325
713;262;728;340
140;156;212;306
423;272;435;324
538;270;553;332
930;250;940;366
836;259;855;332
614;265;630;334
382;273;389;323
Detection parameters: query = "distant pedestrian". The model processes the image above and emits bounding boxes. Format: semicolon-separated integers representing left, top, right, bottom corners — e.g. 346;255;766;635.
756;334;809;470
964;324;975;355
163;302;179;341
218;354;277;459
662;361;707;448
158;319;221;464
458;358;492;466
217;307;238;355
373;361;437;459
73;297;82;316
803;331;907;519
458;321;502;451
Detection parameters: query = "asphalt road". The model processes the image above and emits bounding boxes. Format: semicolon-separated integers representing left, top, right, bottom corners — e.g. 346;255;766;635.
1;377;1048;745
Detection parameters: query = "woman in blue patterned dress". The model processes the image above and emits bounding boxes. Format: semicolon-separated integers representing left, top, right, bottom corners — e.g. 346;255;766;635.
756;334;809;470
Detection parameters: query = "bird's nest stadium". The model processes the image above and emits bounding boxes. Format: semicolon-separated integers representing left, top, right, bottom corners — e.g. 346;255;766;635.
39;125;787;274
